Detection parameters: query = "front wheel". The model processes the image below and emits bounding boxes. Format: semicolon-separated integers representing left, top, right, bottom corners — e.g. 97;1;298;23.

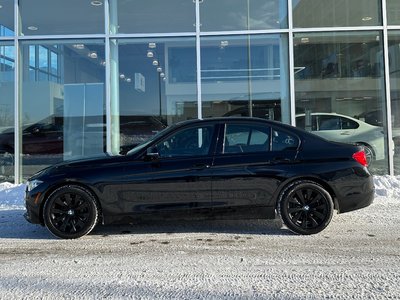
278;180;334;235
43;185;99;239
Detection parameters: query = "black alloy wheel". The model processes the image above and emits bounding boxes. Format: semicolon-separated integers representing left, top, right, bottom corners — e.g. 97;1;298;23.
43;185;99;239
278;180;334;235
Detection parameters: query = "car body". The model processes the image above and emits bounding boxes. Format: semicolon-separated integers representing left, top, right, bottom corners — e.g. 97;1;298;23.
296;112;385;164
24;117;374;239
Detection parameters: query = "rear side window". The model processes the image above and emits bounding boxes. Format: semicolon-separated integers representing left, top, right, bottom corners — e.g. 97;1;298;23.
318;115;341;130
341;117;359;129
272;129;299;151
223;124;270;154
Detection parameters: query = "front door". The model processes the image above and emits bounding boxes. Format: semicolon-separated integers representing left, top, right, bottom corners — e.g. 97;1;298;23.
139;124;216;217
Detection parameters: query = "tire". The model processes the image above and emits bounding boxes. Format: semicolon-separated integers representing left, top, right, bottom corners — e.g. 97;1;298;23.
278;180;334;235
43;185;99;239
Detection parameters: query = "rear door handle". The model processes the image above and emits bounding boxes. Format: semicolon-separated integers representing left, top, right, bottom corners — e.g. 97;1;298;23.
191;164;211;170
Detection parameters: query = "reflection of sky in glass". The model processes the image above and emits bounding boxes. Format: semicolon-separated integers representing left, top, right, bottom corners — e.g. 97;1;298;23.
50;51;58;74
0;25;14;37
0;46;14;70
39;46;48;70
29;45;36;67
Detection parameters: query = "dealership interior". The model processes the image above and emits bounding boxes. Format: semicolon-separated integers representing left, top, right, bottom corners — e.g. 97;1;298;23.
1;0;400;183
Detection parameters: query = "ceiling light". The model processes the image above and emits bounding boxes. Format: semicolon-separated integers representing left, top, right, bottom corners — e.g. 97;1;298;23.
147;51;154;58
27;26;38;31
220;41;229;47
300;37;309;43
157;67;162;72
148;42;156;49
152;60;159;66
126;78;132;83
120;74;125;79
88;51;98;59
160;72;165;78
91;1;103;6
73;44;85;50
0;5;3;9
362;16;372;21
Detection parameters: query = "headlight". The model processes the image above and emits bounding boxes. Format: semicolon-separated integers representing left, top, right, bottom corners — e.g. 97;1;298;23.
27;179;44;192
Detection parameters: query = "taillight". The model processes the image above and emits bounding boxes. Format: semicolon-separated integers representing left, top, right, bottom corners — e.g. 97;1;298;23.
352;150;368;167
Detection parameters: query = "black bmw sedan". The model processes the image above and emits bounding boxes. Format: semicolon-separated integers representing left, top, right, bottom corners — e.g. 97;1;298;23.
24;117;374;239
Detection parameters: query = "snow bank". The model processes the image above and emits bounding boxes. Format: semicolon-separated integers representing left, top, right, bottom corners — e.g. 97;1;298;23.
373;175;400;199
0;182;26;210
0;175;399;210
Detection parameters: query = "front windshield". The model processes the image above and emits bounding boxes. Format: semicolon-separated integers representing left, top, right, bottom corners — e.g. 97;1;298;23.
126;124;177;155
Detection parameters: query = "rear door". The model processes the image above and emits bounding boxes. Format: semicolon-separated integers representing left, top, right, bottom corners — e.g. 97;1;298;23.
211;121;299;218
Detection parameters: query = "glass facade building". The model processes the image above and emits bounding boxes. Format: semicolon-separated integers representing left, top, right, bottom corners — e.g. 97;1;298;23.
0;0;399;183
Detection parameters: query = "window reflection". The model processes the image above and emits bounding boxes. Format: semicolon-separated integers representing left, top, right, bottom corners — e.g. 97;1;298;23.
200;0;287;31
388;31;400;174
387;0;400;25
293;0;381;28
201;34;290;124
114;38;197;155
21;40;106;180
0;42;14;182
20;0;104;35
0;0;14;36
294;31;388;174
111;0;195;34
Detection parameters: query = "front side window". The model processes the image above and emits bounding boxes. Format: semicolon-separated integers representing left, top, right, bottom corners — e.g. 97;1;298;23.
154;126;214;158
223;124;270;154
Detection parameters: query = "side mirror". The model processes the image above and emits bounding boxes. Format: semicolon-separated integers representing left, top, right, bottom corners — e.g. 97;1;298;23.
144;147;160;161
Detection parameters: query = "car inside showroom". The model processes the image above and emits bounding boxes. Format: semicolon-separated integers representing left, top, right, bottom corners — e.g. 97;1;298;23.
1;0;400;183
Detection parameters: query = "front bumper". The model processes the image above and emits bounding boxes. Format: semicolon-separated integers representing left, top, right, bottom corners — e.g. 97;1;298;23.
24;187;46;225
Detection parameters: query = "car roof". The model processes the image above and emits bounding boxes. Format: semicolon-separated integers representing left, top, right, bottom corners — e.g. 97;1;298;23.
173;117;312;136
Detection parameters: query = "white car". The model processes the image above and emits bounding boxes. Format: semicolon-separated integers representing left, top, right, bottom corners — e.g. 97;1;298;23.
296;112;385;165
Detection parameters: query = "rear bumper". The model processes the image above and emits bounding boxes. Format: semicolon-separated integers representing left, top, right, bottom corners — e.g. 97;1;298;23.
335;170;375;214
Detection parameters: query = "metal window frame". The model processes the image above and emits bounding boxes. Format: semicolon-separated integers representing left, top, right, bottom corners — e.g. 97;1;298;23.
1;0;396;182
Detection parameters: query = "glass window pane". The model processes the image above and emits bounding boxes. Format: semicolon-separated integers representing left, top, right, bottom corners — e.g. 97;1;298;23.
113;38;197;155
21;40;106;180
294;31;389;175
20;0;104;35
293;0;382;28
0;42;14;182
0;0;14;36
201;34;290;124
200;0;287;31
112;0;195;34
388;0;400;25
388;31;400;175
155;125;214;158
224;124;271;154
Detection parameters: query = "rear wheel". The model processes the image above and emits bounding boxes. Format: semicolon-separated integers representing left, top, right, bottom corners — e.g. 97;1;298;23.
278;180;334;235
43;185;99;239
